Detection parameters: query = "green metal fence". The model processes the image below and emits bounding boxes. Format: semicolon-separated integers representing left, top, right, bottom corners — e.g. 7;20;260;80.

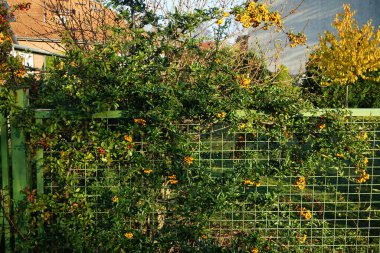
1;90;380;252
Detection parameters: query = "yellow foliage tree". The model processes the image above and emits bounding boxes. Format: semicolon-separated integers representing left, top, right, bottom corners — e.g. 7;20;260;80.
309;4;380;86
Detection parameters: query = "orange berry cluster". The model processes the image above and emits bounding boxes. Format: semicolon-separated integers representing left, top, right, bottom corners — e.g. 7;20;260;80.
294;176;306;190
355;157;369;183
217;112;226;119
134;118;146;126
287;32;307;47
235;2;282;29
124;232;133;239
243;179;261;187
215;12;230;25
0;32;11;44
356;170;369;183
356;131;368;140
168;175;178;185
123;134;133;142
237;75;251;89
143;169;153;174
184;156;194;165
300;207;312;220
250;247;259;253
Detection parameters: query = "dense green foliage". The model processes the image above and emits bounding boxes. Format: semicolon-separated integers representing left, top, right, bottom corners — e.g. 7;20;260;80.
302;69;380;108
1;1;376;252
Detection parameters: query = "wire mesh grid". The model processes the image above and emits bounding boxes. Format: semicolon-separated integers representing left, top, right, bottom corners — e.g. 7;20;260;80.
191;118;380;252
40;117;380;252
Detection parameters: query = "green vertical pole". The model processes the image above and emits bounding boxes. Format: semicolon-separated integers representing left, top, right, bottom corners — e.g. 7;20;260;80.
11;89;29;203
1;113;10;192
10;88;29;252
34;117;44;238
35;118;44;195
1;113;10;190
1;112;11;252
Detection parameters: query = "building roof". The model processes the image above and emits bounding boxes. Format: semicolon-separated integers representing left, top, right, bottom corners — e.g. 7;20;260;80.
13;43;64;57
7;0;121;49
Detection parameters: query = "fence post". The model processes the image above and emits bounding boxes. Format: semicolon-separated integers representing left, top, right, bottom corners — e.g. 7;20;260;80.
0;113;10;191
0;111;11;252
35;118;43;195
11;88;29;203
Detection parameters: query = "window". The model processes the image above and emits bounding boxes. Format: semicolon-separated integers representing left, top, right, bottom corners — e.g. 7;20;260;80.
52;14;68;24
51;8;75;24
13;52;34;70
75;1;86;5
90;4;102;12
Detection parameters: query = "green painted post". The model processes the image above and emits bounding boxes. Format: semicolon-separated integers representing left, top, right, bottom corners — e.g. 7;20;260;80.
9;88;29;252
11;89;29;203
0;112;11;252
1;113;10;192
34;117;44;238
35;118;44;195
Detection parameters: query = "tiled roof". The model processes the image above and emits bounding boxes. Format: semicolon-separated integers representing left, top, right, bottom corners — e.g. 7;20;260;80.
8;0;120;43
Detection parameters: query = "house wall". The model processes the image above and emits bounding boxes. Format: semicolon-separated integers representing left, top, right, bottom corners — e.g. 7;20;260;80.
248;0;380;74
16;40;63;68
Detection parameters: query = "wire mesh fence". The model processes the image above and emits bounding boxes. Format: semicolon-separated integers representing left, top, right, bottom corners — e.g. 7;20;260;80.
19;112;380;252
193;120;380;252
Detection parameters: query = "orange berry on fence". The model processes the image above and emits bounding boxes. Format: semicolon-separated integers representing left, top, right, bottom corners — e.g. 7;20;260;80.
184;156;194;165
124;232;133;239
